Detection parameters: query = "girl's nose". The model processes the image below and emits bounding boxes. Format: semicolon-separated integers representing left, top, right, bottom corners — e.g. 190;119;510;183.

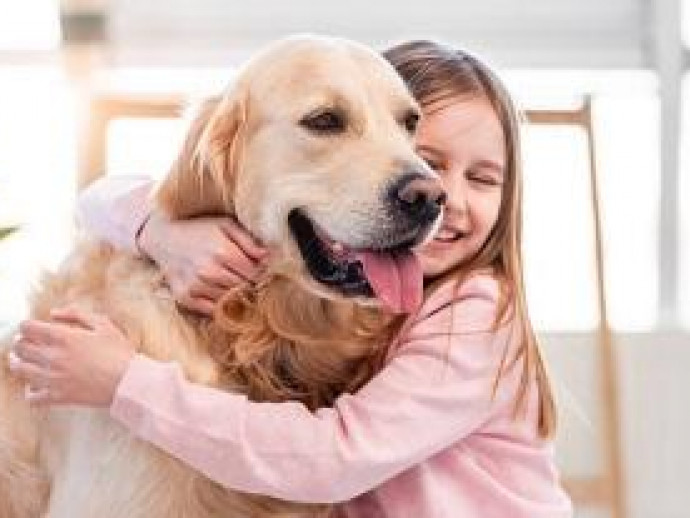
444;176;469;216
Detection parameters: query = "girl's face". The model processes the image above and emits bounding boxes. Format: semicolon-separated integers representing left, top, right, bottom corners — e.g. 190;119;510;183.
415;96;505;280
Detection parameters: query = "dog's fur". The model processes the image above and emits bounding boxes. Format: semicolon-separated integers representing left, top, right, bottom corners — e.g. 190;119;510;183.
0;36;438;517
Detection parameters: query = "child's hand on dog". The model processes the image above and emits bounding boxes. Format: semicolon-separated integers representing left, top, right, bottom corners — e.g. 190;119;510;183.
138;211;268;315
9;307;136;407
7;216;269;408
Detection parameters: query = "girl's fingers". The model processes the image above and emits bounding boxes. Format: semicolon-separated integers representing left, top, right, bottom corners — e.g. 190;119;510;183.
8;352;53;386
217;272;247;289
24;385;62;406
220;220;267;261
216;257;256;282
198;268;247;289
189;283;227;302
19;319;72;347
10;351;66;406
178;294;216;317
7;350;22;370
24;385;50;403
49;306;107;330
12;340;50;365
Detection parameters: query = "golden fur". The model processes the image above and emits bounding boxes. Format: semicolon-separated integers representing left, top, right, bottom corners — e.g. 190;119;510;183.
0;35;428;517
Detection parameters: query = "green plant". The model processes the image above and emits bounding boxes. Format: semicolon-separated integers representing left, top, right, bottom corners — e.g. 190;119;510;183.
0;226;18;241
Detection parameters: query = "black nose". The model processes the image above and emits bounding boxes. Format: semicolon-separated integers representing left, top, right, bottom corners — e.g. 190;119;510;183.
389;174;447;225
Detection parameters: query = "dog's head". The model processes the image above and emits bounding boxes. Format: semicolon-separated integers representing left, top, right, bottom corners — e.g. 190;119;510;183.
157;35;445;313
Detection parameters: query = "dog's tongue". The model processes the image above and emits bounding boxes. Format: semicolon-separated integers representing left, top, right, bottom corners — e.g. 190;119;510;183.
356;250;423;314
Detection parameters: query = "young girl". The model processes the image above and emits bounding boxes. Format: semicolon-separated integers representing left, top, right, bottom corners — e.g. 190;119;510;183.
11;40;573;517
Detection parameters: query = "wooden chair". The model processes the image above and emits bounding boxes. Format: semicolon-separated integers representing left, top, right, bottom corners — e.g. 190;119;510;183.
78;94;185;189
526;99;625;518
79;93;626;518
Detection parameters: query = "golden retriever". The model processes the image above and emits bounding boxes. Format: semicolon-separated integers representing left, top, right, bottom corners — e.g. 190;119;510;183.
0;35;444;518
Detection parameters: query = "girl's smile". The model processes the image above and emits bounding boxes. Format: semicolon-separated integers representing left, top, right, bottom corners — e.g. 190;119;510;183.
415;96;505;279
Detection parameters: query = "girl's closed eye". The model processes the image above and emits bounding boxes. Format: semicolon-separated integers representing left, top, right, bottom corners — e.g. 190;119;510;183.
467;165;503;187
467;171;498;186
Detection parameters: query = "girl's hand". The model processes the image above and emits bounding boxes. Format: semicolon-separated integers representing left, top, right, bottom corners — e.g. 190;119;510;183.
9;307;136;407
137;211;268;315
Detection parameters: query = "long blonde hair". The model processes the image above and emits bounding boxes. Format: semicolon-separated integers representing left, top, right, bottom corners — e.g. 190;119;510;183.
383;40;556;438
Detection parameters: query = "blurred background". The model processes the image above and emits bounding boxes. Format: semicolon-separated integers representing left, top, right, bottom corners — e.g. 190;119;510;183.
0;1;688;516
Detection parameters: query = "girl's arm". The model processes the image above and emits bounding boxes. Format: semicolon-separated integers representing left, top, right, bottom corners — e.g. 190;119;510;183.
109;278;515;503
77;175;154;254
76;175;267;314
61;179;518;502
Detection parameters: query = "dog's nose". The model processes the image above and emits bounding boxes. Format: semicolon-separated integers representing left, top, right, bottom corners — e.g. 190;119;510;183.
390;174;447;225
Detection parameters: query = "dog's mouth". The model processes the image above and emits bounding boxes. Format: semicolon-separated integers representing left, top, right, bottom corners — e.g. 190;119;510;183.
287;209;424;313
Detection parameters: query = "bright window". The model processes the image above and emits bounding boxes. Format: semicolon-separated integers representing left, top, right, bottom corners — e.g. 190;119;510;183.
0;0;60;50
0;66;76;323
522;125;599;331
107;118;187;179
508;70;659;332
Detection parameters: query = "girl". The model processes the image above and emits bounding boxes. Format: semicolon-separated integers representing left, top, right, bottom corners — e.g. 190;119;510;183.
11;40;573;517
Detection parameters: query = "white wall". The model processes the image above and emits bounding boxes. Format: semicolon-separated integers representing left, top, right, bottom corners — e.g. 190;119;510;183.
107;0;647;68
543;333;690;518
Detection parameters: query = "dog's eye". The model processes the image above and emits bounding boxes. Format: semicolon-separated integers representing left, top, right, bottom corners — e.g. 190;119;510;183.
300;110;347;134
403;110;420;134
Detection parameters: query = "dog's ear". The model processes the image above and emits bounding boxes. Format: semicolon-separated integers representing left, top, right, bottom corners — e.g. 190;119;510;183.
157;92;248;219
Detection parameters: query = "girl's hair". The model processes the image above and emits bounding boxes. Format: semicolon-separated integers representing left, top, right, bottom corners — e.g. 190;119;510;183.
383;40;556;438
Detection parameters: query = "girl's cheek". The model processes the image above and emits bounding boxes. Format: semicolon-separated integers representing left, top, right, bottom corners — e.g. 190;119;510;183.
481;193;502;219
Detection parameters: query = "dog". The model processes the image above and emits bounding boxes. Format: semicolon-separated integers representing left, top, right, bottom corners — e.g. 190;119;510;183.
0;35;444;518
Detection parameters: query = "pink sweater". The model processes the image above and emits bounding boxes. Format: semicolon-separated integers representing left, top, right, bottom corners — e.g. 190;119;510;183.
79;177;573;518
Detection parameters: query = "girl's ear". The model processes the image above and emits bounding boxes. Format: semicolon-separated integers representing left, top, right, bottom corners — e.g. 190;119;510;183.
156;91;248;219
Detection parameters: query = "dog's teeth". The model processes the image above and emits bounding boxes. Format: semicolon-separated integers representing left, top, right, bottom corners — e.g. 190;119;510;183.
332;242;344;253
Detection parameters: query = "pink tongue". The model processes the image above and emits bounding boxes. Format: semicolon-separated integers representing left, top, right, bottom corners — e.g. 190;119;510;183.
356;250;423;314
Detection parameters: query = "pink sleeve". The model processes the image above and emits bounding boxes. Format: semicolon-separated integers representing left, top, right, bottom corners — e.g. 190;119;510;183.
109;277;515;503
77;175;155;254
